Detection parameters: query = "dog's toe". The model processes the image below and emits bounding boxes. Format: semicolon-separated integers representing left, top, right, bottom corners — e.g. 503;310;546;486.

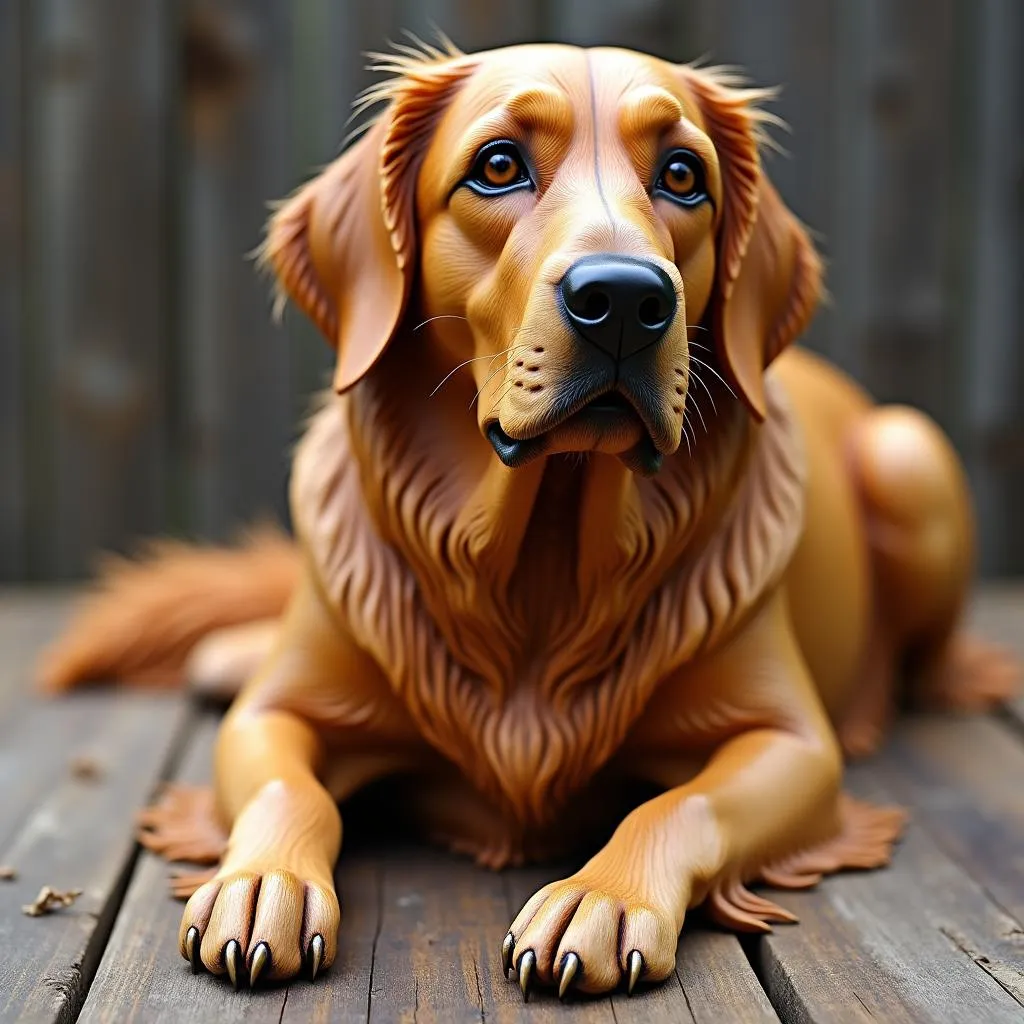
181;868;339;988
506;876;678;998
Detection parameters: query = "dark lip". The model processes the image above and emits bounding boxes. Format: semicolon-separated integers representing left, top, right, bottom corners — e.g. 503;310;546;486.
486;421;549;468
486;388;661;471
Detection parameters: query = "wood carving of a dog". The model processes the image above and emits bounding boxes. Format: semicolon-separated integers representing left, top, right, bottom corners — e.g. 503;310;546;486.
41;41;1017;999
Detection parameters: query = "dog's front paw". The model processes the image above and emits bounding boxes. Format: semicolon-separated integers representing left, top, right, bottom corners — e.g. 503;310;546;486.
503;874;680;1000
180;868;340;988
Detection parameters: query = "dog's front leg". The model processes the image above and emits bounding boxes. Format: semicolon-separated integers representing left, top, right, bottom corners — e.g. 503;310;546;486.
506;592;846;999
180;704;342;987
178;574;401;987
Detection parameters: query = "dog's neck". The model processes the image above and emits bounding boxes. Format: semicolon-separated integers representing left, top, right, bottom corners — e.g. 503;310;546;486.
344;343;754;684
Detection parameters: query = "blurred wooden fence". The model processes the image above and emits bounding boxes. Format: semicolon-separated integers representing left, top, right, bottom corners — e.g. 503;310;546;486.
1;0;1022;580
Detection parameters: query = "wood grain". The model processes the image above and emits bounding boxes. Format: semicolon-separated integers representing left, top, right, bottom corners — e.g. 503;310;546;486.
25;0;171;578
0;0;26;581
0;590;73;713
179;0;295;541
684;0;837;359
756;764;1024;1024
878;714;1024;924
959;0;1024;574
964;585;1024;728
0;694;188;1023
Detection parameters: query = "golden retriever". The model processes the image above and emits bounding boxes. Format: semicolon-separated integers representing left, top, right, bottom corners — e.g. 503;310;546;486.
41;40;1017;999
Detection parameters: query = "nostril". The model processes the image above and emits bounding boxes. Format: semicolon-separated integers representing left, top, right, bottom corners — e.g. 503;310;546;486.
579;289;611;323
638;295;669;329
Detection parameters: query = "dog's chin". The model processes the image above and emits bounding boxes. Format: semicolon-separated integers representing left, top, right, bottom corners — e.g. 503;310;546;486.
486;396;665;476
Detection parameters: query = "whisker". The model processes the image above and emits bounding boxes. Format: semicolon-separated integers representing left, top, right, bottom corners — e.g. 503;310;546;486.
429;351;511;397
488;378;522;413
681;415;693;457
413;314;469;332
687;364;718;418
470;340;533;408
471;361;514;409
687;384;709;435
473;360;519;410
689;356;738;399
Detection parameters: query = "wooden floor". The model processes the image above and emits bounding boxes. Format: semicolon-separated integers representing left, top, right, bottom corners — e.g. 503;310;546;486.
1;590;1023;1023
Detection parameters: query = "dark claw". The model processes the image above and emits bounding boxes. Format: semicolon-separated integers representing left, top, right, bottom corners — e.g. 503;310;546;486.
224;939;244;990
308;933;325;982
185;925;202;974
501;932;515;976
558;952;580;1000
627;949;643;995
517;949;536;1003
250;942;271;987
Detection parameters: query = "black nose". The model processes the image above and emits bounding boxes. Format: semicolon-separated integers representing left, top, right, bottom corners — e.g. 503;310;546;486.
558;255;676;361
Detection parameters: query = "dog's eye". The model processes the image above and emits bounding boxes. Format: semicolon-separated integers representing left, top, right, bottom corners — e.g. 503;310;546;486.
655;150;708;207
465;141;533;195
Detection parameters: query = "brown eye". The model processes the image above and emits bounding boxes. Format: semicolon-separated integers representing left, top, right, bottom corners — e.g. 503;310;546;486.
655;149;707;207
484;151;519;186
465;140;533;195
664;160;696;195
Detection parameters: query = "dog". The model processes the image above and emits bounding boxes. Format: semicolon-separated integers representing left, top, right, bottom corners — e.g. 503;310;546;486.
40;40;1018;999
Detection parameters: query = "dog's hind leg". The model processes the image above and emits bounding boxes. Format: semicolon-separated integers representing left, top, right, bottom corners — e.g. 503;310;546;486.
186;618;280;701
848;406;1018;715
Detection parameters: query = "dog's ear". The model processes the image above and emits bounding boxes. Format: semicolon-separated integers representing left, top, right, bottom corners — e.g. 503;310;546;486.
263;57;473;392
681;69;822;420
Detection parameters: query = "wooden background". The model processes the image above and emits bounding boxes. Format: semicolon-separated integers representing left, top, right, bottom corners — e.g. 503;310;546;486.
1;0;1022;581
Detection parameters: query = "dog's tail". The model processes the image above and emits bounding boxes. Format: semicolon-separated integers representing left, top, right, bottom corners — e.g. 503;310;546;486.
37;525;300;696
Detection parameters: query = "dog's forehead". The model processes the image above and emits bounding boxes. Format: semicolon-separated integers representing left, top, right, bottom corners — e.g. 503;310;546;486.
449;44;706;131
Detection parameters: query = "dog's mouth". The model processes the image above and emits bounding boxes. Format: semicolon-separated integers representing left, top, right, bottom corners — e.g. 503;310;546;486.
486;390;665;476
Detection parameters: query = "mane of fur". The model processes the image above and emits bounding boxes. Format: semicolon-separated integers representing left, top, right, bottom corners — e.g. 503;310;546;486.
291;377;805;831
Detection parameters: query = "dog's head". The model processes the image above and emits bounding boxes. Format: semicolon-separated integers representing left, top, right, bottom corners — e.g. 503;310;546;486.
265;43;821;475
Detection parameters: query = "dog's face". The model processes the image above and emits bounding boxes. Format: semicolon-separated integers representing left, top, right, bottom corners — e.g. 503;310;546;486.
266;44;820;475
415;47;717;472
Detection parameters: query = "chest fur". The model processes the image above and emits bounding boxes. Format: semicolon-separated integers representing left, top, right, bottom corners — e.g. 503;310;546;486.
292;384;804;828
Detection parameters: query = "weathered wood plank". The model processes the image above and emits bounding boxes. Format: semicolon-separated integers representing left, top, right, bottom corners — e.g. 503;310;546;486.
548;0;683;58
284;2;357;428
283;846;380;1023
25;0;171;578
0;590;73;712
361;847;498;1023
0;694;188;1023
825;0;960;425
673;932;779;1024
180;1;295;541
964;585;1024;728
0;0;26;581
401;0;542;50
878;715;1024;924
684;0;837;358
959;0;1024;576
757;764;1024;1024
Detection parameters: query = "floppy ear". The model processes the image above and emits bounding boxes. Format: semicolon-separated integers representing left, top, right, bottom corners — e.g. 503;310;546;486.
263;57;474;392
682;69;822;421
